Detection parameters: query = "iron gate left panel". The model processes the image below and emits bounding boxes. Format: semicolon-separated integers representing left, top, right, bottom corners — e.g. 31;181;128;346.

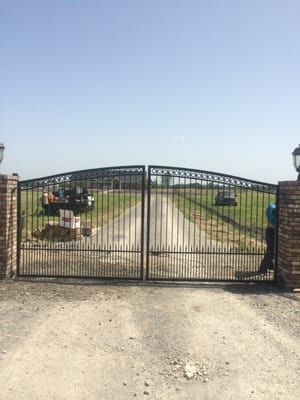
17;166;145;280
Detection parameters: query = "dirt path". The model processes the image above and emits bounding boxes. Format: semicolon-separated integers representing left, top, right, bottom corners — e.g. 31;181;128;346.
0;280;299;400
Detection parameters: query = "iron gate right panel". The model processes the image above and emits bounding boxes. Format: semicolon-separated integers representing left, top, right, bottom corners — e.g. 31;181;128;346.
146;166;277;282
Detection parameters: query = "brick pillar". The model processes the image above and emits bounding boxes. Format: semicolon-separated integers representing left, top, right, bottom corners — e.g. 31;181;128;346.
0;174;19;278
277;181;300;289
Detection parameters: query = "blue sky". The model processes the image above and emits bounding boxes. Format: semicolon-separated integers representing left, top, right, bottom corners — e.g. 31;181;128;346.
1;0;299;183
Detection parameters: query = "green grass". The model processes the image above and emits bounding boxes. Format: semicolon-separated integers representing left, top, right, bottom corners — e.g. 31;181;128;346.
20;186;276;250
172;188;276;250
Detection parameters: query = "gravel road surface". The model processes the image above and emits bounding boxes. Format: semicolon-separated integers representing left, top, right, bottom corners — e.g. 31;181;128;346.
0;279;299;400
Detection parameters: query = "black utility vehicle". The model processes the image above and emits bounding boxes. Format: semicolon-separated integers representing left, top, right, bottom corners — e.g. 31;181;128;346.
43;187;95;216
215;190;237;206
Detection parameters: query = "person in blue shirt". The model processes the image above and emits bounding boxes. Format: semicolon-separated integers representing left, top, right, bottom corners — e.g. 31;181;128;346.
259;203;276;274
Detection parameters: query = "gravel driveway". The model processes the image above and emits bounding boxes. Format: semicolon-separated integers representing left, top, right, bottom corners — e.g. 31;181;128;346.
0;279;299;400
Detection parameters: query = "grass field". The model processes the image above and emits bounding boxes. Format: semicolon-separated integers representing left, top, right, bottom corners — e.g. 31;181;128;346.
20;186;276;251
172;188;276;250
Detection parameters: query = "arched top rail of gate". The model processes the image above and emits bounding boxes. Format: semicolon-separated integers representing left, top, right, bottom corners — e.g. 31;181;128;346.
20;165;145;189
19;164;277;194
148;165;277;193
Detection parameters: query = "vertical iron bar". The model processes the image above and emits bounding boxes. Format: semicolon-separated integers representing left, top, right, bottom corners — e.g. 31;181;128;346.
140;167;145;280
146;166;151;280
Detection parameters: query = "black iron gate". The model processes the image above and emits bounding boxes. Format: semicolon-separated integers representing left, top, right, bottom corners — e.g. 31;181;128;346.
146;166;277;282
17;166;146;280
17;165;277;282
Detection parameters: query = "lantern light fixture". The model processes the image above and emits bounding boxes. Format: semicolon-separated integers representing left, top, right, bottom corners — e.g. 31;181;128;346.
292;144;300;181
0;143;5;165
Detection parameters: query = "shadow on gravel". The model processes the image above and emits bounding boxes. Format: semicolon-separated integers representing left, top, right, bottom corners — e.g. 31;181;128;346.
11;276;287;291
6;277;299;303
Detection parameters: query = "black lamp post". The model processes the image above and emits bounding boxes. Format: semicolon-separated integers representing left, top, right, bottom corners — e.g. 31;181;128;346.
0;143;5;165
292;144;300;181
